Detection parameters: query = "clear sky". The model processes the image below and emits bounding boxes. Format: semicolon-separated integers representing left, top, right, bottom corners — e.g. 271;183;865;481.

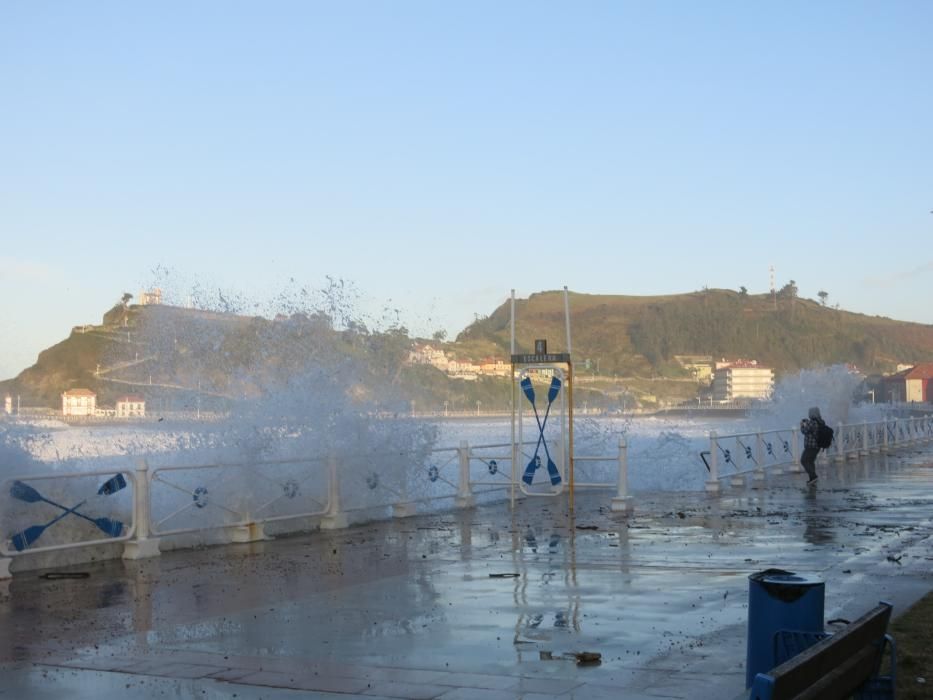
2;1;932;379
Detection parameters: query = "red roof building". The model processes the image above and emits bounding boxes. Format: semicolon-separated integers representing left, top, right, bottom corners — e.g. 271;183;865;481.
882;363;933;403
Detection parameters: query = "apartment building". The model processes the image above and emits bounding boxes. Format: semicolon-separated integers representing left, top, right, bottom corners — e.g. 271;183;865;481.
712;361;774;402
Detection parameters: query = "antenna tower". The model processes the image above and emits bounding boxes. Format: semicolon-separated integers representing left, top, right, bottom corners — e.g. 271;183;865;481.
769;265;776;309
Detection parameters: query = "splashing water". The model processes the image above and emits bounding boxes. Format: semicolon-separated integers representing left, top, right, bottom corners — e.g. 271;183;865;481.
763;364;876;429
1;273;882;525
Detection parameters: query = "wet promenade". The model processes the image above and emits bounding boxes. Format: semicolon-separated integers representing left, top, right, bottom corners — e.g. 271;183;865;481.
1;448;932;699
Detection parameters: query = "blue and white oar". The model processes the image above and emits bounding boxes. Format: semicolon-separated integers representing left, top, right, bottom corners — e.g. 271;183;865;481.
9;476;127;548
521;376;562;486
520;377;542;484
10;500;87;552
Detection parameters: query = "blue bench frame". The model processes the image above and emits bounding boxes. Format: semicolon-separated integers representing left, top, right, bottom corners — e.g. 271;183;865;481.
748;601;895;700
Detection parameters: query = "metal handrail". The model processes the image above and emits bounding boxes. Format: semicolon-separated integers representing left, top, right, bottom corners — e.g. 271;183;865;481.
149;457;329;537
2;436;630;571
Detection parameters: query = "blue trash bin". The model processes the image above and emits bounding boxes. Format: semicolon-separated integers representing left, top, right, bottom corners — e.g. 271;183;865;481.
745;569;824;688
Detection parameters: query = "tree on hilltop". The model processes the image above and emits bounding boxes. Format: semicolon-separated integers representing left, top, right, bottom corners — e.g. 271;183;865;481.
777;280;798;299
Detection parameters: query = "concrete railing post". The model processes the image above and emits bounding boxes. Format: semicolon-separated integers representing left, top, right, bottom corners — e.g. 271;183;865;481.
455;440;475;509
705;432;721;493
882;419;890;452
232;464;269;543
321;452;348;530
611;437;632;511
833;423;846;463
845;424;857;461
729;436;745;488
790;428;801;473
231;521;268;543
392;464;418;518
123;458;162;559
753;431;765;485
861;423;869;456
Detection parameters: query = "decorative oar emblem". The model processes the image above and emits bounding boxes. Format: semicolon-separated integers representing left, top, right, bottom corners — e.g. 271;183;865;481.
521;376;562;486
8;475;127;551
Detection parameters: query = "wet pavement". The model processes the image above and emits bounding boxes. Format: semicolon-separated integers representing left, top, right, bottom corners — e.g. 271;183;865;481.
1;448;932;699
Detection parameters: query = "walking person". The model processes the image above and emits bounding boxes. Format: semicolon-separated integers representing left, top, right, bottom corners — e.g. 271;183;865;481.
800;407;825;485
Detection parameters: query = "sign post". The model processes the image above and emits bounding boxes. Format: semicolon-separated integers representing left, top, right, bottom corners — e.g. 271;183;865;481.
509;288;575;508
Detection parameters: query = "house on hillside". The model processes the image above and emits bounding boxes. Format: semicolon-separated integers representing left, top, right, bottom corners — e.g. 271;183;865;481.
447;358;480;380
480;358;510;377
139;288;162;305
712;360;774;402
882;363;933;403
116;395;146;418
407;344;450;371
62;388;97;417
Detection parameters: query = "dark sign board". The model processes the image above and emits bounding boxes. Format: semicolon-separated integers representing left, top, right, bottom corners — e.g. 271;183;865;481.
511;353;572;364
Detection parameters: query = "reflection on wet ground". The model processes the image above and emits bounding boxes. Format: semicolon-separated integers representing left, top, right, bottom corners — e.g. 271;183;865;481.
1;450;932;699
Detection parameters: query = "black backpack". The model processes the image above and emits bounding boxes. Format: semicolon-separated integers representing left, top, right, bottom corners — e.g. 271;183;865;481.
817;422;834;449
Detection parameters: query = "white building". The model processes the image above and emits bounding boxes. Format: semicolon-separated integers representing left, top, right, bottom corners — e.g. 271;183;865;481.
712;362;774;402
116;395;146;418
447;358;481;379
139;288;163;305
480;359;510;377
407;344;450;371
62;388;97;416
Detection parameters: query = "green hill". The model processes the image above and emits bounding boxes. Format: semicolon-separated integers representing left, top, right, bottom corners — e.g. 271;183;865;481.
458;288;933;377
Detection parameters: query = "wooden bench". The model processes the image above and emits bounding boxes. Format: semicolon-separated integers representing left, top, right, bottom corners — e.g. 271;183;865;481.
748;601;896;700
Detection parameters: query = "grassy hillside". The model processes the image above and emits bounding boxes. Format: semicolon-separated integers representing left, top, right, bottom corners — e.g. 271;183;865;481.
457;289;933;377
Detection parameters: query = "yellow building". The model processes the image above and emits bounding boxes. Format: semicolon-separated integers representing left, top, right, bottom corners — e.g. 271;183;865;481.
62;388;97;416
712;362;774;401
116;395;146;418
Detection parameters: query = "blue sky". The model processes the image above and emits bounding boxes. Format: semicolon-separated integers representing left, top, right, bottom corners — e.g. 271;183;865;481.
2;1;932;379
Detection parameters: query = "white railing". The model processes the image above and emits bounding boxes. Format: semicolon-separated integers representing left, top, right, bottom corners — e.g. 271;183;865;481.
704;415;933;492
148;456;331;539
0;469;137;557
1;438;630;578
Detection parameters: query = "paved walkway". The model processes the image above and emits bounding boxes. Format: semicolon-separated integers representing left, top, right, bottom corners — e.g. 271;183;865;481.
2;448;932;699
